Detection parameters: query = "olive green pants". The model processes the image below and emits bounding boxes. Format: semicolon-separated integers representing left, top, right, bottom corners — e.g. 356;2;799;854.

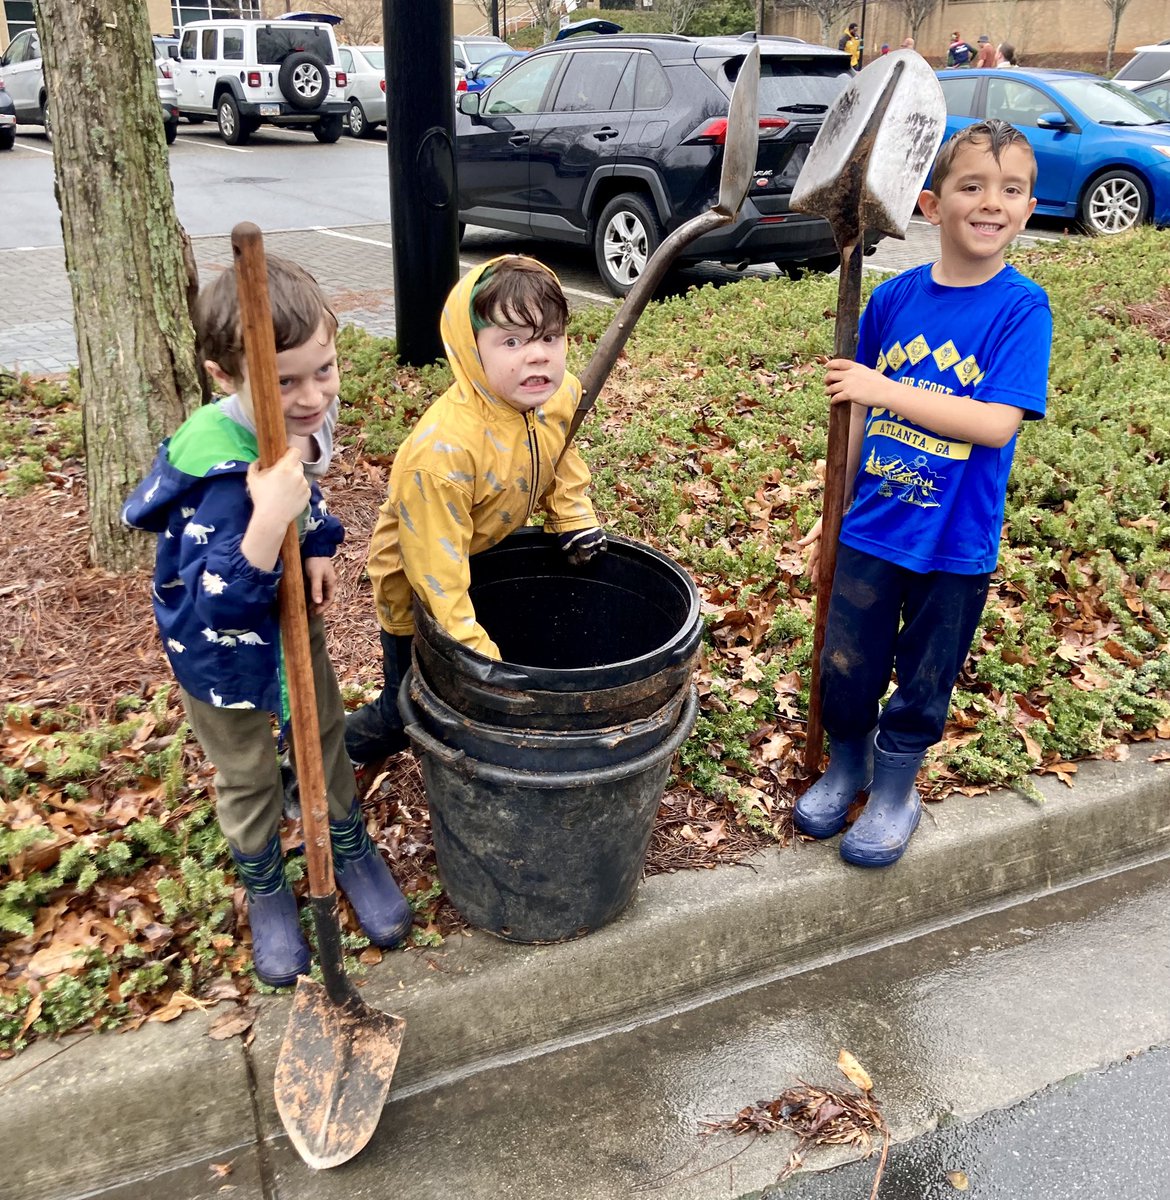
181;616;356;855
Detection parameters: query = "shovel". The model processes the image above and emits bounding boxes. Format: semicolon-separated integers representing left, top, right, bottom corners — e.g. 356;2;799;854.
788;51;946;773
563;44;761;447
230;223;406;1171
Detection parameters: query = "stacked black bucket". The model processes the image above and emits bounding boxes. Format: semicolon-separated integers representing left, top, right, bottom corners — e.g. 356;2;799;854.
399;528;702;943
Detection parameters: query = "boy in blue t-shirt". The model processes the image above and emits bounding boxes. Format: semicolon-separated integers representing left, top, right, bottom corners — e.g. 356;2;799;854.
796;120;1052;867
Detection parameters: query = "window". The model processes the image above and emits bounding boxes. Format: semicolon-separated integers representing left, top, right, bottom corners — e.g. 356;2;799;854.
340;49;353;72
180;29;198;61
222;28;243;61
551;50;631;113
634;55;670;110
986;78;1057;128
1114;50;1170;84
940;76;979;118
3;30;32;63
255;27;335;66
200;29;218;61
483;54;561;117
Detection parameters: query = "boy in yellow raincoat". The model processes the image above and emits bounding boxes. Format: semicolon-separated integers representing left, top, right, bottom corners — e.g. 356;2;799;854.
346;255;605;766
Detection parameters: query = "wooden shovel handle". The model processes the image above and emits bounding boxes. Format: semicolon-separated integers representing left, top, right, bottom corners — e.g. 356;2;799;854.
231;223;335;902
804;241;865;774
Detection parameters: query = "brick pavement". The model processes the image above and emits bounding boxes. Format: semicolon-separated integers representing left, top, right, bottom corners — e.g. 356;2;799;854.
0;219;1052;376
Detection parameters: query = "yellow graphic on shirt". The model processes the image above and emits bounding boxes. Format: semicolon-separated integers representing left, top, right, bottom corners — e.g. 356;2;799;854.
905;334;931;364
885;342;907;371
955;355;980;385
932;340;961;371
868;418;972;460
864;449;943;508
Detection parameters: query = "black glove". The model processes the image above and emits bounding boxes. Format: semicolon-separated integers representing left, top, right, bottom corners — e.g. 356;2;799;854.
558;527;607;567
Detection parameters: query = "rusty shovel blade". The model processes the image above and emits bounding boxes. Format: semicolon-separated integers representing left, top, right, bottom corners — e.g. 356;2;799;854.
790;49;947;245
274;978;406;1170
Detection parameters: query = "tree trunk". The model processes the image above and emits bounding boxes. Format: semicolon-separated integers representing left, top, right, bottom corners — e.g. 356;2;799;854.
37;0;202;573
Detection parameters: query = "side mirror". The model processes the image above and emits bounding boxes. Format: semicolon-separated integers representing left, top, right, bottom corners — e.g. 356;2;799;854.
454;58;466;71
168;45;180;60
457;91;481;116
1036;111;1069;129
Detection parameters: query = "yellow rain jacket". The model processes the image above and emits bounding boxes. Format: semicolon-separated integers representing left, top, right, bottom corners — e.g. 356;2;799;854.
366;259;599;659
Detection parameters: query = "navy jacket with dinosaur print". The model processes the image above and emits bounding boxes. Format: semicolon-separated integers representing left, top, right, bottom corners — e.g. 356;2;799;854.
122;400;344;716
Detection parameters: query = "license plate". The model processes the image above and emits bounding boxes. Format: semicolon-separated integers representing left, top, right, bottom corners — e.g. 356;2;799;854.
260;104;281;116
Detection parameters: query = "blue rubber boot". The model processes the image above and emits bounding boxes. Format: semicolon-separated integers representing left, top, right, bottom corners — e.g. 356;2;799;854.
793;731;876;839
331;802;413;948
839;743;925;868
229;837;310;987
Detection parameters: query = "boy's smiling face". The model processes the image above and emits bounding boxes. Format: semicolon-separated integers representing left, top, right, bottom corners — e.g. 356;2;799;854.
205;318;339;438
919;140;1037;283
476;321;567;413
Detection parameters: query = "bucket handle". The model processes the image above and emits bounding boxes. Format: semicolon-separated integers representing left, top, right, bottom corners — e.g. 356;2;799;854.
403;724;468;771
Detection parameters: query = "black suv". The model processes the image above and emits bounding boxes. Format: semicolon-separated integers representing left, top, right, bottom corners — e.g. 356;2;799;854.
455;32;855;295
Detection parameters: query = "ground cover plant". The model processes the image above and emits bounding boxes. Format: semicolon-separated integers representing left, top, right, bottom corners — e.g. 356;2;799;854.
1;228;1168;1053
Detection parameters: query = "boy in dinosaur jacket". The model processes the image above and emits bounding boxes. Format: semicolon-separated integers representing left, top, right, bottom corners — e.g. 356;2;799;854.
123;256;411;987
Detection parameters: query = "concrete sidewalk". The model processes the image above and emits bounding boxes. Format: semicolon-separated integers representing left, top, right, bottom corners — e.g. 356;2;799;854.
2;741;1167;1200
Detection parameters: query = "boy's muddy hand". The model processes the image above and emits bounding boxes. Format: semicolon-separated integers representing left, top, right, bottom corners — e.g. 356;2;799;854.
304;557;336;616
559;527;607;567
246;448;311;527
798;518;824;584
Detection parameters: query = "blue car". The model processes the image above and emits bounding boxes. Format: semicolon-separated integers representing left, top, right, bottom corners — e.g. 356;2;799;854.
457;50;527;95
934;68;1170;234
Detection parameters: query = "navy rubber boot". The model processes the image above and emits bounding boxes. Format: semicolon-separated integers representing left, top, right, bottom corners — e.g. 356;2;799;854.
229;837;310;987
839;743;926;868
793;730;876;839
331;802;413;948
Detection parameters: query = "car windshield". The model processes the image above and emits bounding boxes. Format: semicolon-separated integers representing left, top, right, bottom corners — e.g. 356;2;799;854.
751;57;853;113
256;26;335;65
466;42;504;66
1053;77;1170;125
361;48;384;70
1114;49;1170;82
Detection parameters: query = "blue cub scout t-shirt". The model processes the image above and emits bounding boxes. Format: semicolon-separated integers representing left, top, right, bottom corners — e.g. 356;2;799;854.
840;264;1052;575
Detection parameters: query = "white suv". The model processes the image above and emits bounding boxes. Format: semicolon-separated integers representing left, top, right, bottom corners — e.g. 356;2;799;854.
174;18;348;144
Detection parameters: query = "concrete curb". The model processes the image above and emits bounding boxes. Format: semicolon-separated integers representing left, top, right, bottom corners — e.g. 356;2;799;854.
3;743;1168;1199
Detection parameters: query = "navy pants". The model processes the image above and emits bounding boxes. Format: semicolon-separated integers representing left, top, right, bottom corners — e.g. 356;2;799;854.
344;629;415;765
819;544;991;756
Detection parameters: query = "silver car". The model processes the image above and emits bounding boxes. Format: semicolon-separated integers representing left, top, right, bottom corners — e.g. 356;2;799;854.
338;44;385;138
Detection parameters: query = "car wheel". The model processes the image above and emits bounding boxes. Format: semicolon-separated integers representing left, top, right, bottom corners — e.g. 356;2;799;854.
217;94;250;145
313;115;344;144
594;193;664;298
0;127;14;151
1079;170;1150;235
278;52;329;111
187;114;205;125
164;119;178;146
40;97;51;140
779;253;840;278
458;222;466;244
347;99;374;138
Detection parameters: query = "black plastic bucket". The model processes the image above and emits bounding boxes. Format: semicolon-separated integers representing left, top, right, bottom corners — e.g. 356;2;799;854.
404;664;689;773
412;528;702;730
401;686;699;943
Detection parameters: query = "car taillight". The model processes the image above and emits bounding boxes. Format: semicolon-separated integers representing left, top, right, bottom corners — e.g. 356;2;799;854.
688;116;790;144
380;79;386;93
336;71;347;86
456;78;467;92
247;70;261;87
158;62;172;78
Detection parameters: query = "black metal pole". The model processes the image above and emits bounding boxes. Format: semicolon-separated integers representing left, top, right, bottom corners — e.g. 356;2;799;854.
858;0;868;68
383;0;460;366
490;0;500;38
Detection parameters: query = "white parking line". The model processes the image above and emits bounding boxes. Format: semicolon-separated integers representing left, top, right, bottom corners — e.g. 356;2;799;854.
14;138;53;156
173;136;252;154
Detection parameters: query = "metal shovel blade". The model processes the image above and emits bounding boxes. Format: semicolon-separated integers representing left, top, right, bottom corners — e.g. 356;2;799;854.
274;978;406;1170
790;49;947;243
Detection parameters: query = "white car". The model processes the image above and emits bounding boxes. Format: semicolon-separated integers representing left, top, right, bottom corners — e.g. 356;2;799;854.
338;44;385;137
172;18;348;144
453;35;507;85
1111;41;1170;90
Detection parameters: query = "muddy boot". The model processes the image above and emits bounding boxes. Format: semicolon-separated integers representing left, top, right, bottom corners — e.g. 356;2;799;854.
839;743;925;868
330;802;412;948
793;730;876;839
229;837;310;987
